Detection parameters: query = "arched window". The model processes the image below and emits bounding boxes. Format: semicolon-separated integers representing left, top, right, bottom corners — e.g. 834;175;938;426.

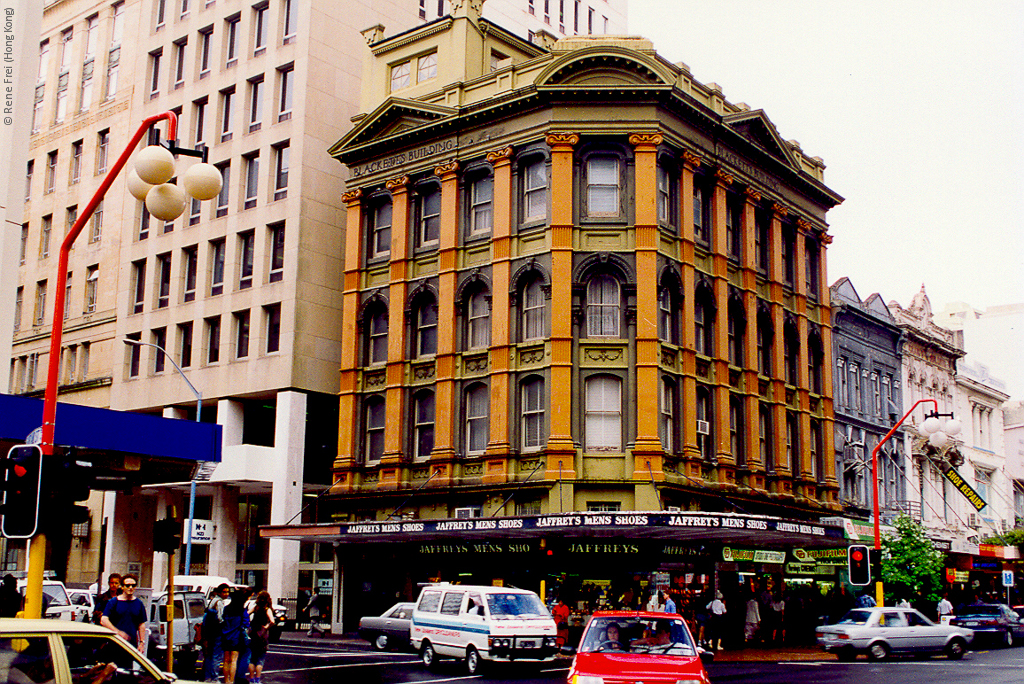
585;375;621;452
587;275;620;337
756;306;773;376
364;396;385;463
521;376;545;451
660;378;675;452
466;289;490;350
521;277;546;341
808;330;824;394
785;410;798;471
413;296;437;358
412;390;434;460
366;305;387;365
465;383;489;454
657;161;677;229
696;386;713;461
693;176;711;247
658;287;678;344
468;172;493;236
810;418;823;482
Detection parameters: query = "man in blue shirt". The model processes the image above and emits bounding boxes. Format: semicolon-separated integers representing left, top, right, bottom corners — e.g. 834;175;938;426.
663;591;677;614
100;574;147;650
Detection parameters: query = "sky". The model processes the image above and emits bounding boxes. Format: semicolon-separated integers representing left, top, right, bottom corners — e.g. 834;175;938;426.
627;0;1024;312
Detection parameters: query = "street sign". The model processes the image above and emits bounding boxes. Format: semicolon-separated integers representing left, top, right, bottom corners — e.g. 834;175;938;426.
187;518;214;544
1003;570;1014;588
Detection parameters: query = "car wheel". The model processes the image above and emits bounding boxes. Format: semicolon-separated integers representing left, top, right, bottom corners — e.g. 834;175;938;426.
945;638;966;660
374;634;389;651
836;647;856;662
868;642;889;661
466;645;482;675
1004;630;1014;648
421;641;437;670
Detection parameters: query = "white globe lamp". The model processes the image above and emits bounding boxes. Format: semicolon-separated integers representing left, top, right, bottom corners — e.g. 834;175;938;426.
928;431;948;449
182;162;223;201
944;418;963;437
127;168;155;202
146;183;187;221
135;145;176;185
922;416;942;435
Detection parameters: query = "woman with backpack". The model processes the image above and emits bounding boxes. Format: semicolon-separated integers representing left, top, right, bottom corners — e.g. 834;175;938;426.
247;591;275;684
221;588;252;684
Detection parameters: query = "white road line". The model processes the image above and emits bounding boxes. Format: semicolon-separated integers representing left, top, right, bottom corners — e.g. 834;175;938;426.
265;658;422;673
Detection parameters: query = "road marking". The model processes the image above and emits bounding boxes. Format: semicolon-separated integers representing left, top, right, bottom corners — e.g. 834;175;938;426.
265;658;422;674
269;647;412;658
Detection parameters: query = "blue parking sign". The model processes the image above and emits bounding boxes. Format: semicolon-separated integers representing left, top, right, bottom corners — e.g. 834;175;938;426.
1003;570;1014;587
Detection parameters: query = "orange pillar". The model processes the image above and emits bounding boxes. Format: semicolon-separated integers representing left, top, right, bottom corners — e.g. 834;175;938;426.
711;170;735;481
380;177;411;485
742;188;762;483
336;189;364;485
680;151;701;475
769;203;790;482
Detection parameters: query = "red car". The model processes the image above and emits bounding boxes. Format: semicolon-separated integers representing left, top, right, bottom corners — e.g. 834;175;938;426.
565;611;713;684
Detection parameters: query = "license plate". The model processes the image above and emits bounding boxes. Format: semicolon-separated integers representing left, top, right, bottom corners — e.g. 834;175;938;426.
518;640;537;649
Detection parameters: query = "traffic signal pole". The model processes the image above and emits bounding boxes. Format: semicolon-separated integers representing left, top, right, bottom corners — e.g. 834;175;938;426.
27;112;180;619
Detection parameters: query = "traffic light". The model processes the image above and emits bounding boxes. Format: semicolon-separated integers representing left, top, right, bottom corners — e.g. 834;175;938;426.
154;518;183;554
41;454;93;532
848;544;871;586
1;445;44;538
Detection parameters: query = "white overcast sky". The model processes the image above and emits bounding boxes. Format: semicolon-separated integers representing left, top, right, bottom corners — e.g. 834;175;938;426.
628;0;1024;311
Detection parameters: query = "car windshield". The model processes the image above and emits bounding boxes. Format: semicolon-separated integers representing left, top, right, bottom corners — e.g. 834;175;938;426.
485;593;549;618
958;605;1001;617
579;616;697;657
42;585;69;606
837;610;872;625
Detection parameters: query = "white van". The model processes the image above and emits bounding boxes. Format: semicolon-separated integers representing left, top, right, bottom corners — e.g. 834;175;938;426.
410;584;558;674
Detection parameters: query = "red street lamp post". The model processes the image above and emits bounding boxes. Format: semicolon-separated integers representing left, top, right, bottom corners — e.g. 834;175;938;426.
871;398;961;606
26;111;221;619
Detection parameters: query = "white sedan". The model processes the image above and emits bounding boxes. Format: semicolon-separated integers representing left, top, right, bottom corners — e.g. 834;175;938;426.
816;607;973;661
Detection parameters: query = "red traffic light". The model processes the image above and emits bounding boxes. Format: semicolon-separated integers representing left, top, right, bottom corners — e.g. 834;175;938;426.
851;548;864;562
1;445;44;539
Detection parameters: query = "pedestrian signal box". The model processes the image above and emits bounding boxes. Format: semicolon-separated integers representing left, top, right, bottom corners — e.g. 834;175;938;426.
848;544;872;585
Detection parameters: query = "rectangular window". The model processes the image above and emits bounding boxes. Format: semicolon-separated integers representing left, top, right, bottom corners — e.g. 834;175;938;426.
60;28;74;71
234;309;250;358
210;238;225;295
25;160;33;201
225;15;240;65
277;64;293;121
62;274;71;322
370;200;391;258
156;253;171;308
96;130;109;173
152;327;167;373
13;286;23;331
79;66;93;114
220;87;234;141
586;156;619;215
238;230;255;288
755;209;769;274
179;321;193;368
417;52;437;82
390;61;410;91
413;391;435;459
173;40;187;88
273;142;289;199
183;245;198;302
693;179;710;246
206;316;221;363
155;0;166;28
199;27;212;77
585;376;622;451
465;385;489;453
253;4;267;54
65;205;78;241
70;141;83;183
726;194;742;260
782;226;796;287
469;175;492;235
34;281;47;325
40;215;52;258
283;0;297;42
132;259;145;313
264;303;281;353
417;187;440;247
45;151;57;193
523;159;547;222
522;379;545;450
268;222;285;282
805;237;820;299
139;205;150;240
243;153;259;209
38;40;49;81
657;164;672;225
127;332;141;377
111;2;124;44
20;223;27;263
215;162;230;217
105;48;119;99
248;76;263;131
149;49;162;98
180;0;190;18
193;97;207;146
54;83;68;125
85;265;98;312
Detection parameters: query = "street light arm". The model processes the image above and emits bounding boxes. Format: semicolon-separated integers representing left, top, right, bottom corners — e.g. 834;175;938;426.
40;111;179;457
123;339;202;408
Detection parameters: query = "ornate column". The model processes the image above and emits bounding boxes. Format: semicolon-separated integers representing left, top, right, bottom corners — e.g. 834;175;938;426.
712;169;735;481
380;177;411;485
429;161;460;482
794;219;812;488
679;151;701;474
335;189;364;487
742;188;763;484
629;133;664;487
769;203;790;483
818;231;838;495
545;132;579;480
485;147;514;482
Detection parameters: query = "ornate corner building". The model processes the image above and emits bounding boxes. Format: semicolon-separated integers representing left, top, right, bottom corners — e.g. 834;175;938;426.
326;5;844;529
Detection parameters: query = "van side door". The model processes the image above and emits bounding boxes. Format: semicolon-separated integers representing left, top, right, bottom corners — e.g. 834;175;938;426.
462;592;487;653
436;591;466;656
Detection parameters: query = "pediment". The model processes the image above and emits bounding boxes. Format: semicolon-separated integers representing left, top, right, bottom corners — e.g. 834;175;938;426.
536;46;675;89
864;293;893;319
831;276;861;305
723;109;800;170
330;98;457;156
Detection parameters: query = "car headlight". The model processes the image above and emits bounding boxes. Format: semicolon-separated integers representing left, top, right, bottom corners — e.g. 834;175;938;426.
572;677;604;684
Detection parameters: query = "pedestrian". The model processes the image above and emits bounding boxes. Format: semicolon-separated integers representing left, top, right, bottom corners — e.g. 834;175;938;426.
855;591;875;608
663;590;677;614
247;591;275;684
100;573;148;659
646;590;664;612
0;574;22;617
770;592;785;644
895;596;911;608
204;583;232;681
552;597;571;647
306;590;325;636
937;593;954;622
93;573;122;625
743;591;761;643
706;591;727;650
221;588;252;684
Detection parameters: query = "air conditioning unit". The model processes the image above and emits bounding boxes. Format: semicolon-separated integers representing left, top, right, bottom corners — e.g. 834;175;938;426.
666;506;681;512
696;420;710;435
454;507;481;519
968;513;979;529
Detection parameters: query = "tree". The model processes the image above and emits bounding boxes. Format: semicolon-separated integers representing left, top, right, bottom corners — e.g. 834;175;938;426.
881;515;946;606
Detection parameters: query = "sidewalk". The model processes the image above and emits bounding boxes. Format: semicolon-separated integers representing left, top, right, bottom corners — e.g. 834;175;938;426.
277;631;827;662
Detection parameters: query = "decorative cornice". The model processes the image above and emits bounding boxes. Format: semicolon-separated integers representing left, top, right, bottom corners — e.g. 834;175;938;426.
715;168;734;186
435;159;459;177
628;133;662;148
545;132;580;148
772;203;789;218
796;218;812;233
385;175;410;191
682;150;702;168
342;188;363;204
820;233;834;245
486;146;514;164
744;187;762;203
